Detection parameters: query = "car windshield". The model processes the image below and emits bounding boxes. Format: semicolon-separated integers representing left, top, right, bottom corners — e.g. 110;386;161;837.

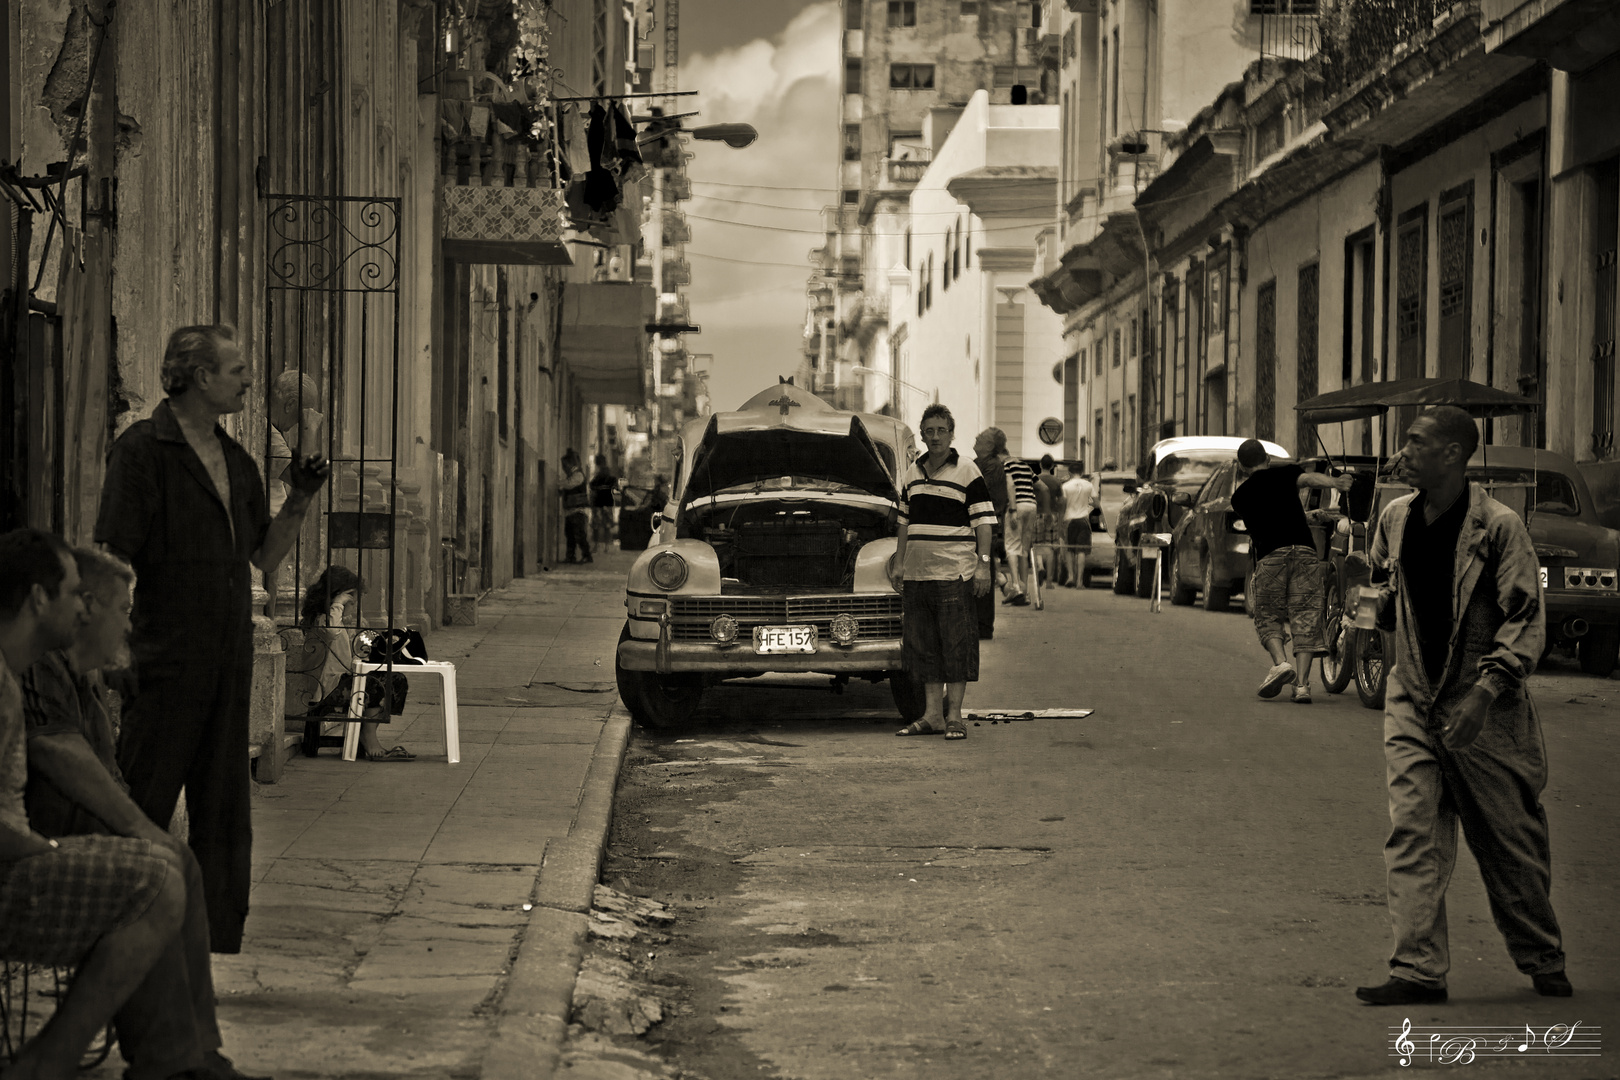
1468;467;1581;516
1154;451;1232;491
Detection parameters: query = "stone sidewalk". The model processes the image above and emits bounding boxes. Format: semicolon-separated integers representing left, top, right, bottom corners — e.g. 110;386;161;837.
96;552;637;1079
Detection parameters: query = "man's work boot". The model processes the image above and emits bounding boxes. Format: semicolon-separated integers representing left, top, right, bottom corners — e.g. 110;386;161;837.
1354;978;1447;1006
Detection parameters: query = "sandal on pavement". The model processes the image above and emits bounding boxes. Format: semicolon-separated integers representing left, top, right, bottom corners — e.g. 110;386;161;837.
944;719;967;740
360;745;416;762
896;720;944;736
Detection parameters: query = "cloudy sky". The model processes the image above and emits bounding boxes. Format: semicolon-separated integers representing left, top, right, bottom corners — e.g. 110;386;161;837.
678;1;838;410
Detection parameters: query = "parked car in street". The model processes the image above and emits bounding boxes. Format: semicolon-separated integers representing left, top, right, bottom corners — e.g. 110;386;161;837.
615;382;919;729
1164;460;1253;612
1113;436;1288;597
1335;446;1620;709
1081;470;1135;588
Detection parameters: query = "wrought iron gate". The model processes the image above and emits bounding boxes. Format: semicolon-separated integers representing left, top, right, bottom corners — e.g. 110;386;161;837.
262;193;401;633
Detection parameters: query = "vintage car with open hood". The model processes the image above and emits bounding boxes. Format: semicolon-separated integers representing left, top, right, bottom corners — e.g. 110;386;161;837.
615;382;922;729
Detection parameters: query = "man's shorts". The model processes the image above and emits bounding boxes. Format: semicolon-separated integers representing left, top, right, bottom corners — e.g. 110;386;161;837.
1250;545;1327;656
0;834;170;966
902;577;980;683
1004;503;1038;561
1065;517;1093;552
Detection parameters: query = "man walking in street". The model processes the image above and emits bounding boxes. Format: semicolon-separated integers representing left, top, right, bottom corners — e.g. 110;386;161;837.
23;546;269;1080
1355;406;1570;1006
1230;438;1352;704
0;528;189;1080
96;324;329;954
1061;463;1099;588
1001;451;1037;607
1033;455;1067;587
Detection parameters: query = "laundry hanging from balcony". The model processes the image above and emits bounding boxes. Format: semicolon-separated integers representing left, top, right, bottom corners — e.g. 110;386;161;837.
561;100;646;245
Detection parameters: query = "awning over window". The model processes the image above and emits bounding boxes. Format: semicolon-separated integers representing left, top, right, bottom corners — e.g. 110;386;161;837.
441;185;574;265
559;282;655;405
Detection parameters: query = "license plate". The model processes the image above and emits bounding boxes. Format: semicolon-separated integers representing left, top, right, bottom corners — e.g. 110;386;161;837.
754;625;816;654
1540;566;1549;589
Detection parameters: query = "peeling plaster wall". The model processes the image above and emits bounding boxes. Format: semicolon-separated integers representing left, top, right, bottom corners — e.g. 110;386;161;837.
16;0;80;305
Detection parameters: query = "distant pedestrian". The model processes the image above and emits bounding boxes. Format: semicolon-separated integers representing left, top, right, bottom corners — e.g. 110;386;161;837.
1354;406;1569;1006
1033;455;1066;587
559;449;592;563
1229;438;1350;704
590;453;618;549
971;428;1010;639
894;405;996;741
1001;452;1037;606
1060;464;1099;588
96;323;328;953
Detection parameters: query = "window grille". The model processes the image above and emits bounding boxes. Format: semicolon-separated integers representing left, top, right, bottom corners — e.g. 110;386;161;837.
1298;262;1320;450
1256;280;1277;442
1437;191;1472;378
890;63;936;89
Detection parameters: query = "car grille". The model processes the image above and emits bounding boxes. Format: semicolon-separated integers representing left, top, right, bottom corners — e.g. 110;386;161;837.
669;594;903;642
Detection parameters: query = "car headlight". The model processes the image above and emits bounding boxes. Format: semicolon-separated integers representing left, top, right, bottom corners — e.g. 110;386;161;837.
829;613;859;645
648;551;689;591
709;614;738;644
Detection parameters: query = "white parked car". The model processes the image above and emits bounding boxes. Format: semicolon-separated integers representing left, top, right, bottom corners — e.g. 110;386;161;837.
615;382;920;729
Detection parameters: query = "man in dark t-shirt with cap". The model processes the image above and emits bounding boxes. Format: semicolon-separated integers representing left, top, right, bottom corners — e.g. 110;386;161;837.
1230;439;1352;703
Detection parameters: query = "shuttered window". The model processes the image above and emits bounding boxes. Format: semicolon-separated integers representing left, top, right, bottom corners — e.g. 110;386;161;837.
1256;280;1277;442
1297;262;1320;453
1437;185;1473;378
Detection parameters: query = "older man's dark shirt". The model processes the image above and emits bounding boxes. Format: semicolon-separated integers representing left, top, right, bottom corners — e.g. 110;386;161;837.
95;398;270;669
20;651;124;838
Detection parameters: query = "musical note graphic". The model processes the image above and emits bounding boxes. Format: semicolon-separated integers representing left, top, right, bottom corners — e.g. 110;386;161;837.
1396;1018;1416;1067
1545;1022;1581;1051
1519;1024;1532;1052
1389;1019;1598;1064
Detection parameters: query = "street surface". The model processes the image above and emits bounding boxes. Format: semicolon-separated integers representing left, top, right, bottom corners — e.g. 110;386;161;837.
570;579;1619;1079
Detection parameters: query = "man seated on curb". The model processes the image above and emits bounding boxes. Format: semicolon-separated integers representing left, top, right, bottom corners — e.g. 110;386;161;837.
0;527;186;1080
22;546;270;1080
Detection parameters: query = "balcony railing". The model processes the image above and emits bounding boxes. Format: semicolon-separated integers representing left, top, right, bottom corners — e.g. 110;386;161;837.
1319;0;1444;99
887;159;929;184
663;259;691;286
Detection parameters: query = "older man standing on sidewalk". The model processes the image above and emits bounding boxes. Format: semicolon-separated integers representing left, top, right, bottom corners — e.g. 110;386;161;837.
96;325;329;955
1354;406;1570;1006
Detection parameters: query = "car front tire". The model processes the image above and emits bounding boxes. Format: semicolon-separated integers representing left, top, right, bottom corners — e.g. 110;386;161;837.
1113;549;1136;595
615;623;704;730
889;669;926;722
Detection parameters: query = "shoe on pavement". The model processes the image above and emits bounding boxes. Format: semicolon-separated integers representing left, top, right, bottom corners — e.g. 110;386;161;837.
1533;971;1574;997
1008;593;1031;607
1293;685;1313;704
1355;977;1447;1006
1258;663;1296;699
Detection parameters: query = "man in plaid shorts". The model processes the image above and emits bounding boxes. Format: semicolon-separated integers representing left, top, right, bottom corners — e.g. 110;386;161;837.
1230;440;1353;704
0;528;187;1080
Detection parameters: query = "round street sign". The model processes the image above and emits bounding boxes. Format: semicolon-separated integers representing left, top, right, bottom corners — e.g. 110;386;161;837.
1038;417;1063;445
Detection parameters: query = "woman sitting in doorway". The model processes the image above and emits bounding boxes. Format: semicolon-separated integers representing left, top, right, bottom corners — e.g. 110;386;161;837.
287;566;416;762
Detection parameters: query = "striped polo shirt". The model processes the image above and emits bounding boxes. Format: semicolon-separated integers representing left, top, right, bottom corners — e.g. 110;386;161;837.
1004;457;1037;509
898;449;998;581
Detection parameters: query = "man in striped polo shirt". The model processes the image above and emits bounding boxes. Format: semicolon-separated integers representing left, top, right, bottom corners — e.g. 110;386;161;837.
895;404;997;741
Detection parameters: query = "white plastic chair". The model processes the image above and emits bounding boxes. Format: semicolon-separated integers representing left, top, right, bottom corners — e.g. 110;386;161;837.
343;661;461;764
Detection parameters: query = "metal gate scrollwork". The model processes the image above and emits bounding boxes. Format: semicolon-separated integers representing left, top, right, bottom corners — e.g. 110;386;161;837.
262;194;402;636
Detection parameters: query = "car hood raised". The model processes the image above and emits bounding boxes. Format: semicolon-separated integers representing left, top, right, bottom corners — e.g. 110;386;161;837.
683;407;898;505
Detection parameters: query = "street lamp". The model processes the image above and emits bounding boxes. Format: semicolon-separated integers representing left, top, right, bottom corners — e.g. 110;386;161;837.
688;123;758;149
851;365;937;421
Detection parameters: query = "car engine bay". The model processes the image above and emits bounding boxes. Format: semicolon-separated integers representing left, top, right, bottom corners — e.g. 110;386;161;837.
679;497;895;590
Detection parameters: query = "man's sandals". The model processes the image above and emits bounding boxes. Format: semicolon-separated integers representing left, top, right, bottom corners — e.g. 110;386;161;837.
895;718;967;740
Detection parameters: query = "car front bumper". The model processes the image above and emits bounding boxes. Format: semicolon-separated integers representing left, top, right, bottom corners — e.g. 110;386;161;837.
618;637;903;674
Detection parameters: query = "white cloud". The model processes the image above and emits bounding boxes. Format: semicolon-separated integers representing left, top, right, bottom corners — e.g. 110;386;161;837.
676;2;838;408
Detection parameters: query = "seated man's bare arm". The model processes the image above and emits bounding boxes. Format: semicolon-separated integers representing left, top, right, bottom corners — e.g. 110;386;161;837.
29;733;171;845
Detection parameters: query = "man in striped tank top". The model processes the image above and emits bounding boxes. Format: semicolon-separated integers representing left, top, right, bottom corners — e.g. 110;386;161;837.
1001;452;1039;606
894;405;997;740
